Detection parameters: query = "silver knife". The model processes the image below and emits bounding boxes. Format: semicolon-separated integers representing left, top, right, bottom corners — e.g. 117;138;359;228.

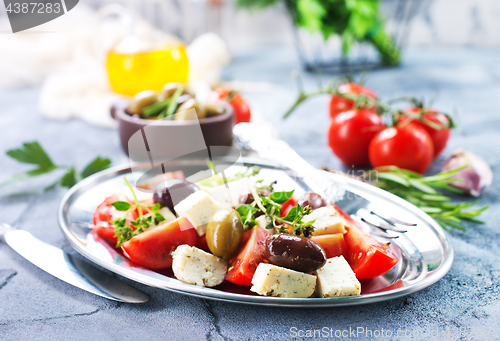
0;222;150;304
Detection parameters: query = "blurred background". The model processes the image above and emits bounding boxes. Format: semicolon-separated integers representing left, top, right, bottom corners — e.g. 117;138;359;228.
1;0;499;128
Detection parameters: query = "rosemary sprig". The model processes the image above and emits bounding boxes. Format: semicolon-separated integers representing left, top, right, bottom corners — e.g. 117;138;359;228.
371;166;488;231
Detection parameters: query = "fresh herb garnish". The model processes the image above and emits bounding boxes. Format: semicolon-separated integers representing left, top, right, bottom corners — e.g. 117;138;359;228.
370;166;488;231
2;141;111;190
236;204;259;229
111;178;165;247
236;187;315;238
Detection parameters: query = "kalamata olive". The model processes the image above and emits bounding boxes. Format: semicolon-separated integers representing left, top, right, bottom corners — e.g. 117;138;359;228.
298;192;326;210
238;190;254;205
238;189;272;205
128;90;160;115
266;234;326;273
206;209;244;260
153;179;199;211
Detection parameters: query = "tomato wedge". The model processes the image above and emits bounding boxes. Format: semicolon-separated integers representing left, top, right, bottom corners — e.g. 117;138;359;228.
332;204;398;279
225;226;269;286
311;233;348;259
195;234;210;253
93;194;134;245
121;217;197;269
93;196;156;245
280;196;297;217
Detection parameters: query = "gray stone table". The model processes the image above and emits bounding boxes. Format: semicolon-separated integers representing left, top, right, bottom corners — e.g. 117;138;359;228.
1;47;499;340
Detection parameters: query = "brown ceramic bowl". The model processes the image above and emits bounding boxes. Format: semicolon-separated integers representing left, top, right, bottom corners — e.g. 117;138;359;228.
111;100;234;156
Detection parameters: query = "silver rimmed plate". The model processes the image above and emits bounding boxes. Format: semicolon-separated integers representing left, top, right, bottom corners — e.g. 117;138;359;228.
58;158;453;307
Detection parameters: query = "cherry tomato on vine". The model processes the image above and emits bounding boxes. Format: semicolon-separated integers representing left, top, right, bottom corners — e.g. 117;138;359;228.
400;108;451;157
214;87;251;125
225;226;269;286
369;122;434;174
329;83;378;118
327;109;386;166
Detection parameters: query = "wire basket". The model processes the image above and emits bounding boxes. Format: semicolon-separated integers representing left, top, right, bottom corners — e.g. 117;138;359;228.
290;0;421;73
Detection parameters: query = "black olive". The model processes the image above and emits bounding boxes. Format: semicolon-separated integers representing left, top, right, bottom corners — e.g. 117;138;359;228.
153;179;199;212
265;234;326;273
238;189;273;205
298;192;326;210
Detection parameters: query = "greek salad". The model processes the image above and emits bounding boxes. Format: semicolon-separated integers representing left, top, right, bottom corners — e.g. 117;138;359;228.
92;166;399;298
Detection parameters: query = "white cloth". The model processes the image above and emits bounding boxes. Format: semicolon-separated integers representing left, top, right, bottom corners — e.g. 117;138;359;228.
0;4;231;128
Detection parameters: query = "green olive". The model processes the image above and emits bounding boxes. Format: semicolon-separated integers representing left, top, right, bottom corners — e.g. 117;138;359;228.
127;90;159;115
204;103;225;117
175;98;207;120
206;209;244;260
162;82;195;99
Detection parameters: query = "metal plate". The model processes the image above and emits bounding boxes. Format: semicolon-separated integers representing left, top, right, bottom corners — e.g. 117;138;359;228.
58;158;453;307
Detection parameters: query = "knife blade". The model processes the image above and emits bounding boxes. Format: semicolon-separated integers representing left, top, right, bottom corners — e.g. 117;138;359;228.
0;222;150;304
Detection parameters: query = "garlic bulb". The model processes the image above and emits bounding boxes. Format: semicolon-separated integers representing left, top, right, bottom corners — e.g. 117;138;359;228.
441;149;493;197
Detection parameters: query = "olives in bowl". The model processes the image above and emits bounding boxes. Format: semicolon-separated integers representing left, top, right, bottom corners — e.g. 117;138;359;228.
126;83;225;121
266;234;326;273
110;87;234;156
153;180;199;212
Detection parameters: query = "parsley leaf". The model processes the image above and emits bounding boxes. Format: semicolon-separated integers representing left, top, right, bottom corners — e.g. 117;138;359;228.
2;142;57;184
81;157;112;179
6;141;56;169
60;167;79;188
2;140;112;190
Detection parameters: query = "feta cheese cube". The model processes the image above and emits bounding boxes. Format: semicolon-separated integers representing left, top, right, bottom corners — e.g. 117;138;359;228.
201;177;253;209
314;256;361;297
303;206;345;236
172;245;227;287
250;263;316;298
174;191;220;236
158;207;177;225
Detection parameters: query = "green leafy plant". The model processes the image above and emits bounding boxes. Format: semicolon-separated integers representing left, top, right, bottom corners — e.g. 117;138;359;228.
111;178;166;247
2;141;111;190
236;188;316;237
237;0;400;65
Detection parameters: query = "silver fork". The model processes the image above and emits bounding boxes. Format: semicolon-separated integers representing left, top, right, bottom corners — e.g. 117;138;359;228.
233;123;416;238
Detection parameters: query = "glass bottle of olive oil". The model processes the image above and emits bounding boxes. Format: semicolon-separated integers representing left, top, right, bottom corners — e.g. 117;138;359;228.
106;36;189;97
